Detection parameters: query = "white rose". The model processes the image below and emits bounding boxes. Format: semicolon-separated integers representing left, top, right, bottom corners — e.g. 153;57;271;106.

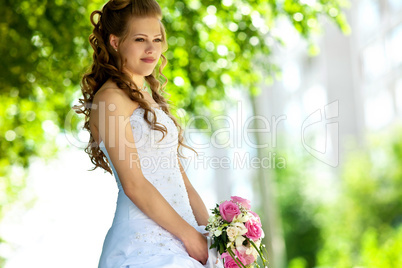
233;213;250;223
246;246;252;255
226;227;239;241
235;234;245;248
249;240;261;259
232;222;248;236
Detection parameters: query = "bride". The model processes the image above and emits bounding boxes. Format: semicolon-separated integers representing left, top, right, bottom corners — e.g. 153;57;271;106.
73;0;222;267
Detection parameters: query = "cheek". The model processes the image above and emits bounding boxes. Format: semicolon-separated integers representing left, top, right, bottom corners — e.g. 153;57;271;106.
156;43;163;53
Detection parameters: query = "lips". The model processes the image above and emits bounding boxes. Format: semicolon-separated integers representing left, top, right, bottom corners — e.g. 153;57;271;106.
141;57;156;63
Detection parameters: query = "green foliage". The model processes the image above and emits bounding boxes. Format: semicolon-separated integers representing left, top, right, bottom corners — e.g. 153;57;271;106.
0;0;351;264
269;144;322;268
316;124;402;267
360;225;402;267
0;0;350;209
288;257;307;268
160;0;350;124
269;124;402;268
0;0;108;247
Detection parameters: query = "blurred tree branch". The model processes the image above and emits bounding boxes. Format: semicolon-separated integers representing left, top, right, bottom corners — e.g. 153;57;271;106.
0;0;350;266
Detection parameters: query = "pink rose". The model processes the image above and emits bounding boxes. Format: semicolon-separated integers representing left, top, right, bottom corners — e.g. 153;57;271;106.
245;218;263;241
222;256;240;268
219;201;241;222
231;196;251;210
249;210;262;226
237;245;257;265
221;250;247;268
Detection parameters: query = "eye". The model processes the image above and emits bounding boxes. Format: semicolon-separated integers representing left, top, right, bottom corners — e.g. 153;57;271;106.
154;38;163;42
135;38;145;42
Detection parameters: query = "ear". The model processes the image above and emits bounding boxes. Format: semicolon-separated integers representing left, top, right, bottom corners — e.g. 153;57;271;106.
109;34;119;50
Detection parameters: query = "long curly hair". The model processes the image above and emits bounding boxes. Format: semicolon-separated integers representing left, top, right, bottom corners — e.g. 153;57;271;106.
73;0;197;174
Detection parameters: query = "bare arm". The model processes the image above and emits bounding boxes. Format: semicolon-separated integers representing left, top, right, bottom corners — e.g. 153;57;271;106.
178;159;210;226
94;89;207;263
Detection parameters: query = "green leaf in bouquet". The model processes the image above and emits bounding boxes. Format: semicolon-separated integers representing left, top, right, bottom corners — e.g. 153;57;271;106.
219;242;225;255
210;239;217;250
213;207;220;215
222;230;228;244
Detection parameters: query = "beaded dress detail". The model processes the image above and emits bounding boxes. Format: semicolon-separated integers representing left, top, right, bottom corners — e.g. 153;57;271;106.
98;106;221;268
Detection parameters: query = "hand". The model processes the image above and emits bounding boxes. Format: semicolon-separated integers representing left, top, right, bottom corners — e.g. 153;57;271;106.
182;229;209;265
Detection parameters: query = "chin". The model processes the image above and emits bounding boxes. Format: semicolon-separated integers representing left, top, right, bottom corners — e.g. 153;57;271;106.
138;66;156;75
144;68;157;76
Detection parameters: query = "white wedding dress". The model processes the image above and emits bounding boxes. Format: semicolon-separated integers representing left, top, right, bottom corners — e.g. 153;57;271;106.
98;106;223;268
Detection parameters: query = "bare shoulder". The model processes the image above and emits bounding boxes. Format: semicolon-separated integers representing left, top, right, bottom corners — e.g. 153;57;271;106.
93;84;139;117
90;81;139;137
94;88;125;107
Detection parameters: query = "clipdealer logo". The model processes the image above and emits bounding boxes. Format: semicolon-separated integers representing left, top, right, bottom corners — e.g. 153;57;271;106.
301;100;339;167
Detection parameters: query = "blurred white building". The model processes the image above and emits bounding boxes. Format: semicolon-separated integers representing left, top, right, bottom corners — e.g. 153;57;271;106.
255;0;402;174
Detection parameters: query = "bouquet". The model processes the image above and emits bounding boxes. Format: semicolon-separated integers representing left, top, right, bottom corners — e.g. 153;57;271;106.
206;196;269;268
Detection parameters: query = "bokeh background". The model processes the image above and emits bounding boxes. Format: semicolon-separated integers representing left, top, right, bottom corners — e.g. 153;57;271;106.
1;0;402;267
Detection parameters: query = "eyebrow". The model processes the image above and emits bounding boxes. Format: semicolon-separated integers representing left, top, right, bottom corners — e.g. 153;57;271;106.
133;33;162;37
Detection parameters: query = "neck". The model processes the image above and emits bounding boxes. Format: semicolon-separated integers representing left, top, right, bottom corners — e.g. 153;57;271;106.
123;68;146;89
132;76;146;90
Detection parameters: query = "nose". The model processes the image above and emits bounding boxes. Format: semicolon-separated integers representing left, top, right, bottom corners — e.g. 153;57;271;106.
145;40;157;54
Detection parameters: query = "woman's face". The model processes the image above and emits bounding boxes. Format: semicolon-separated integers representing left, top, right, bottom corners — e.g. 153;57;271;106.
116;16;163;83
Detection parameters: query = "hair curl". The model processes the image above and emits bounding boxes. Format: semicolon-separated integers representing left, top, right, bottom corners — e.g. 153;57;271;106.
73;0;197;174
